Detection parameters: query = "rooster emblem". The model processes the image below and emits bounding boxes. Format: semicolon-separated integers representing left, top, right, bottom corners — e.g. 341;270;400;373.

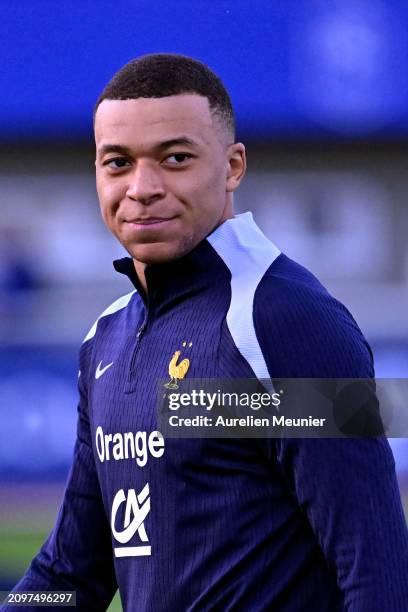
164;342;192;389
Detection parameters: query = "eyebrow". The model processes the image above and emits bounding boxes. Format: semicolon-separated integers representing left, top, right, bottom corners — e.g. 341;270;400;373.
97;137;199;157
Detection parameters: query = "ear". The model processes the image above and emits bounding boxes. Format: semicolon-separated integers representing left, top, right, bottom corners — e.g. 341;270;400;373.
226;143;246;193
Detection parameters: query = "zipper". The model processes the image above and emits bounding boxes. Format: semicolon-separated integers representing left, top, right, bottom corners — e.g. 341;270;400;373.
129;315;148;375
137;322;146;338
125;285;151;392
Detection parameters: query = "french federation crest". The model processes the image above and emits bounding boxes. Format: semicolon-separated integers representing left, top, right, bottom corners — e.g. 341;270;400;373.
164;341;192;389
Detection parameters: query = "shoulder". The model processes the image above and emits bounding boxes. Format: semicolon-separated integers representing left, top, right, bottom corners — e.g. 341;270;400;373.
253;254;374;377
82;290;138;344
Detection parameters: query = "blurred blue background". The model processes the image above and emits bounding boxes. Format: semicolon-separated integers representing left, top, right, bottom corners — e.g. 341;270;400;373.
2;0;408;142
1;0;407;602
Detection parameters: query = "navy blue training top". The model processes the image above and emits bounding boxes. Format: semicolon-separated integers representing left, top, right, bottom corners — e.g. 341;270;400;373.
4;213;408;611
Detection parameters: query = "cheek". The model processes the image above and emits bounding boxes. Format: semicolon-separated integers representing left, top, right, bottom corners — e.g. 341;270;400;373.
188;170;227;216
175;167;225;207
96;179;121;219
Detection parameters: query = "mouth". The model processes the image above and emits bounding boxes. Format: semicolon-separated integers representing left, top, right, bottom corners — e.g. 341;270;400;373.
123;216;178;231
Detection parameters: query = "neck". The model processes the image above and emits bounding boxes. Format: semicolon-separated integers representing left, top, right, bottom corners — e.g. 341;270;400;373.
133;259;147;295
131;213;234;296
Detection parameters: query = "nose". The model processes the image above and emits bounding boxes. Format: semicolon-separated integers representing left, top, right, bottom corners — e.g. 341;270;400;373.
126;161;165;204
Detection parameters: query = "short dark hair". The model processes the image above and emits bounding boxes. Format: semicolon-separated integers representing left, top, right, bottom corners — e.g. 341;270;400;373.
95;53;235;139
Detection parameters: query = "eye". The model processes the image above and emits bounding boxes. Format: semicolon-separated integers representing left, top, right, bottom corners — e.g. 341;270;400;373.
164;153;192;165
104;157;130;169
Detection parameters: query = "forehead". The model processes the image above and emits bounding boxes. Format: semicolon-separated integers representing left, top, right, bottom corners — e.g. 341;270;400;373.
94;94;219;148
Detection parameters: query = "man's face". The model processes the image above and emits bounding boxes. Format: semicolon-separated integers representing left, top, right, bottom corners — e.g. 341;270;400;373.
94;94;245;265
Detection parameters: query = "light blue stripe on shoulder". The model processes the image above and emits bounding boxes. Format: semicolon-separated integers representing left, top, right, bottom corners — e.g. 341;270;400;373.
207;212;280;380
82;290;136;344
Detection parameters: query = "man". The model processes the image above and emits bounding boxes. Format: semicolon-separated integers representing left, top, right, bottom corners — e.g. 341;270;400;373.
3;54;408;611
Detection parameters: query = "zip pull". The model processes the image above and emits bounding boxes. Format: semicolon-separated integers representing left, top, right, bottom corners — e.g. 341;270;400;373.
137;322;147;338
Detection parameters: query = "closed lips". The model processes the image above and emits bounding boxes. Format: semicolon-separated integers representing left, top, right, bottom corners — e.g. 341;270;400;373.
127;218;175;224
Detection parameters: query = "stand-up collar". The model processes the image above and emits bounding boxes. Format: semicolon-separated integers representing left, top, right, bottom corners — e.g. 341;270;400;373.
113;213;279;311
114;237;229;312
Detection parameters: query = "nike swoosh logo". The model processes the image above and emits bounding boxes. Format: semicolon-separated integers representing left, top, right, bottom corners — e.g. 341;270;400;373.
95;361;114;380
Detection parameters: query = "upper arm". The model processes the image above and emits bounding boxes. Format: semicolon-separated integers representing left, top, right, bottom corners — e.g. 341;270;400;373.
253;271;374;379
253;272;408;609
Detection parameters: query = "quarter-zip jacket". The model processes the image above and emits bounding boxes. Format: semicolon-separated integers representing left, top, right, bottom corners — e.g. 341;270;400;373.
4;213;408;611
